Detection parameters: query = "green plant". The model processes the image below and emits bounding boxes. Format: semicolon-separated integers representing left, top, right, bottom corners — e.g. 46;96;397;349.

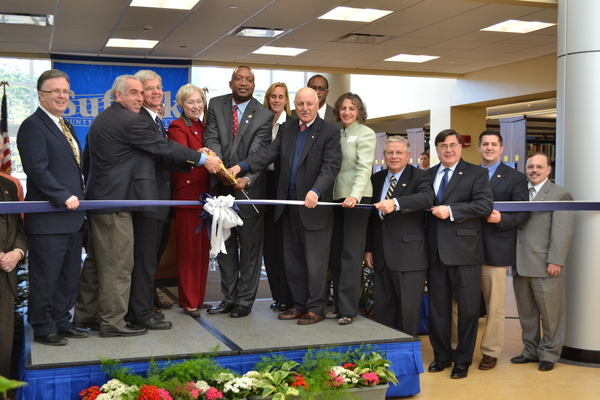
0;375;27;397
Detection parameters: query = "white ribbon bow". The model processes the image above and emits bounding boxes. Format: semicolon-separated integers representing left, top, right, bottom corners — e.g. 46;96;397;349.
203;195;244;256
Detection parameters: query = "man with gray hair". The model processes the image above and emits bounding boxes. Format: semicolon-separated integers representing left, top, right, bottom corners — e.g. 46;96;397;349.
75;74;220;337
364;136;434;336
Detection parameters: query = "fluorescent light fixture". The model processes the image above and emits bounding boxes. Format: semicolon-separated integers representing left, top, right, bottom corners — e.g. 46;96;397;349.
234;27;286;38
253;46;307;57
130;0;201;10
106;38;159;48
319;6;392;23
0;13;53;26
385;54;439;63
481;20;556;33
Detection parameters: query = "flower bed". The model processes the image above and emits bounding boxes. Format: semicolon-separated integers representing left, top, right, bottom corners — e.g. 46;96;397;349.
79;347;398;400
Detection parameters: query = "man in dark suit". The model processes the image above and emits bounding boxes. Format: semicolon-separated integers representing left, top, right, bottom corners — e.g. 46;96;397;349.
476;131;529;370
0;175;27;380
124;69;177;329
17;69;87;346
75;74;220;337
511;152;574;372
426;129;493;379
291;75;338;125
229;87;342;325
364;136;434;337
203;66;273;318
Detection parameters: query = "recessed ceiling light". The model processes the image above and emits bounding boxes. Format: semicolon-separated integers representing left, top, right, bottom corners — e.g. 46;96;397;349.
233;27;286;38
385;54;439;63
253;46;306;57
106;38;159;49
318;7;392;23
0;13;53;26
481;20;556;34
130;0;201;10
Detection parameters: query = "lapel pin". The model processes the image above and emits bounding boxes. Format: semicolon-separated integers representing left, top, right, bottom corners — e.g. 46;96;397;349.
4;191;8;194
248;115;252;118
402;183;406;186
459;172;463;175
497;174;501;178
311;136;315;138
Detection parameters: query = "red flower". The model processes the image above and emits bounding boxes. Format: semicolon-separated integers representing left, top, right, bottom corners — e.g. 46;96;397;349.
79;386;102;400
137;384;163;400
342;363;357;371
291;374;308;390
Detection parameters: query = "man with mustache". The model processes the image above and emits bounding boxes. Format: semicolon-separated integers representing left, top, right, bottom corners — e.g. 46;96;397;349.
511;152;574;372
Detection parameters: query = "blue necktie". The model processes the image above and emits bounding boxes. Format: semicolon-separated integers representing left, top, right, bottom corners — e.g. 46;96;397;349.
155;116;166;137
437;168;450;204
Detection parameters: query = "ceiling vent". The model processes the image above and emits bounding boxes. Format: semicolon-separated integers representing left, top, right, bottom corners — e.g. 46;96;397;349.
333;33;391;45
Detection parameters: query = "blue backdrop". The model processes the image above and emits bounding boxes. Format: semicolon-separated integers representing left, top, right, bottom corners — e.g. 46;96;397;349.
52;61;189;151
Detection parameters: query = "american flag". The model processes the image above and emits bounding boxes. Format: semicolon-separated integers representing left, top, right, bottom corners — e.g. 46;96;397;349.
1;90;11;174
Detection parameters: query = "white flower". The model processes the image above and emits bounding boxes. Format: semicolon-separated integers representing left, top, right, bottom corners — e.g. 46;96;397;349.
195;380;211;391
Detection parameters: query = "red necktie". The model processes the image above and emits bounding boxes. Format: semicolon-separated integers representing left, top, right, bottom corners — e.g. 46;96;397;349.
300;124;307;132
232;105;239;140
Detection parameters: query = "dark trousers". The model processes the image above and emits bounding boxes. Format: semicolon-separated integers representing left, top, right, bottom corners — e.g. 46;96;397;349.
129;214;164;324
428;258;482;365
374;266;427;337
27;231;83;336
283;206;332;315
329;199;371;316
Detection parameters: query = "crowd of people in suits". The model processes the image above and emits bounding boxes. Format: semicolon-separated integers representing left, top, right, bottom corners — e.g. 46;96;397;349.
0;67;574;387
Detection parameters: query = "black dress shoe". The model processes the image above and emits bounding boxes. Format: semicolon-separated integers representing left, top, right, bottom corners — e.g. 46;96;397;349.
230;305;251;318
510;354;537;364
428;360;452;372
539;361;555;371
451;364;469;379
207;302;234;315
59;328;89;338
270;301;278;310
100;324;148;338
34;333;68;346
137;318;172;330
276;303;291;312
152;307;165;320
74;321;101;331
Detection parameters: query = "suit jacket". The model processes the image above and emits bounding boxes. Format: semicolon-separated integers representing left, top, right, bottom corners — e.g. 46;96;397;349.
481;162;530;266
516;180;574;277
17;107;85;234
333;121;376;201
427;159;494;266
366;166;434;272
204;94;273;218
0;176;27;299
85;102;201;214
245;116;342;230
168;114;210;208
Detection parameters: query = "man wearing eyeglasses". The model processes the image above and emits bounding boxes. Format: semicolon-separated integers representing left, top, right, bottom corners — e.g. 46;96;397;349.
292;75;340;127
426;129;493;379
203;66;273;318
17;69;87;346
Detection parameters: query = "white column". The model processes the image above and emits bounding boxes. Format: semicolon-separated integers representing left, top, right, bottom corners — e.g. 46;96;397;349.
557;0;600;363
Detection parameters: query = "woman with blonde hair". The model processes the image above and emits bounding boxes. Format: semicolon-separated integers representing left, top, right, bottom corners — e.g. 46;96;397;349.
168;83;210;317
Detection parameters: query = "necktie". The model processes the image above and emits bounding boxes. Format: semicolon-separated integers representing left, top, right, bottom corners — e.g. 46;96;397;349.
59;118;80;167
386;176;397;200
529;187;536;201
437;167;450;204
300;123;307;132
232;105;239;140
155;116;165;137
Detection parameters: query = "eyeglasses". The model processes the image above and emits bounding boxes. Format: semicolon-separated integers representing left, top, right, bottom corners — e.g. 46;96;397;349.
232;77;254;84
384;151;406;156
40;89;73;98
437;143;461;151
144;85;163;92
309;86;328;92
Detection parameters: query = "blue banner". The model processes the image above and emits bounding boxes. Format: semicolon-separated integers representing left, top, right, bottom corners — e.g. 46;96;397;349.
52;61;190;150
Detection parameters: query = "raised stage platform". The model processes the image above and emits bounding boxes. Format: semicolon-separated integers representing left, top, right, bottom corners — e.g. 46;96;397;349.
17;299;423;400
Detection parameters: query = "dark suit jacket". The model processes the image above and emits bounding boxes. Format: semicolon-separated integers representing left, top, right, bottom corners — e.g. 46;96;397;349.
481;162;530;266
17;107;85;234
427;159;494;266
0;176;27;298
245;116;342;230
85;102;201;213
204;94;273;218
366;166;434;272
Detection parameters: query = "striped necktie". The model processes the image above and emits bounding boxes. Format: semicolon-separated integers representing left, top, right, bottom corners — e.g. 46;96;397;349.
59;118;80;166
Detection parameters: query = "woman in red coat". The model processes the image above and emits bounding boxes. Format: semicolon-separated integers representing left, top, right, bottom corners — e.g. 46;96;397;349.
168;84;210;317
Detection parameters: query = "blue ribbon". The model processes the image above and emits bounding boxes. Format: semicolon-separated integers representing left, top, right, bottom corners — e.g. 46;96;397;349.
0;199;598;214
